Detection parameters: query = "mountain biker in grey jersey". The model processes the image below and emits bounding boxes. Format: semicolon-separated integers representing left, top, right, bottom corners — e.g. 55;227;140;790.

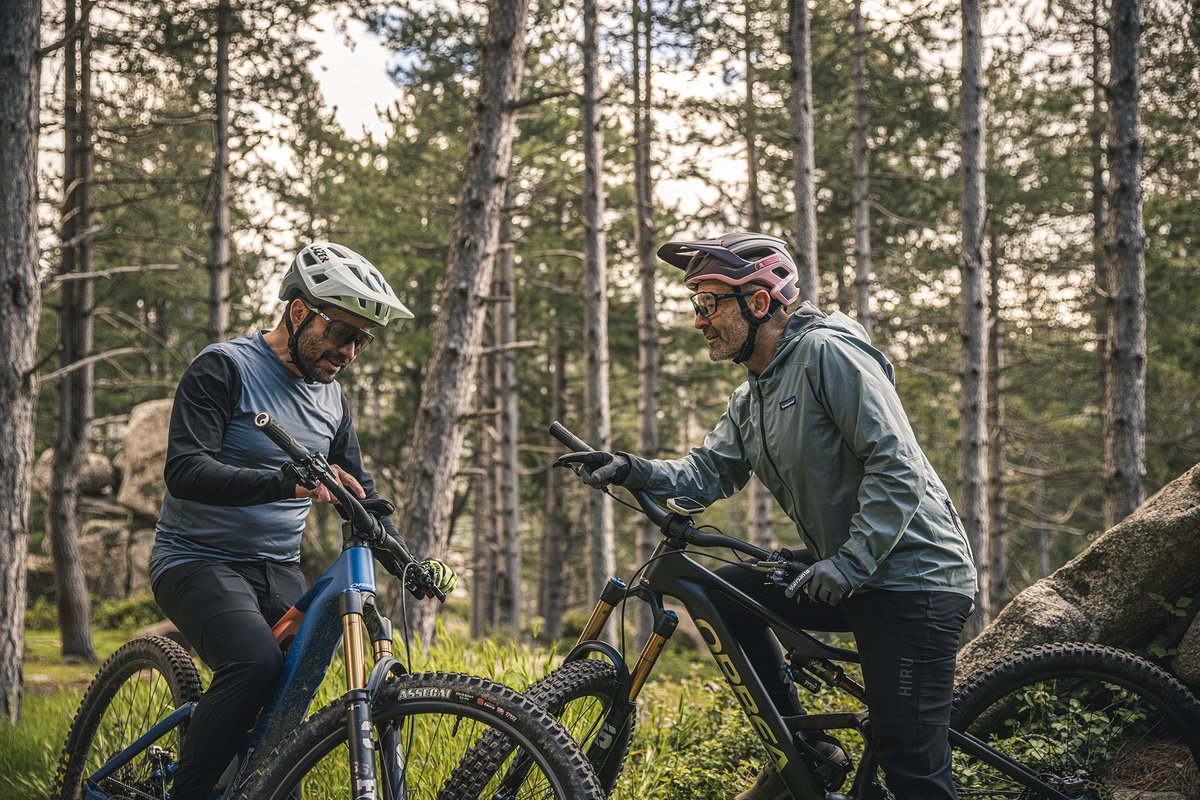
568;232;976;800
150;242;454;800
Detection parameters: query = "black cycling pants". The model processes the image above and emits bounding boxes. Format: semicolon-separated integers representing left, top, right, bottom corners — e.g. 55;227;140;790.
153;560;306;800
714;562;973;800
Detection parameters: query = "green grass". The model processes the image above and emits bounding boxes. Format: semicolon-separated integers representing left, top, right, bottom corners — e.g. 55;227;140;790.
1;620;864;799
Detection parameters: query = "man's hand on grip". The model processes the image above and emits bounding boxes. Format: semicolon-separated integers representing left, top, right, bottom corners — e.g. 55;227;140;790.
555;451;631;489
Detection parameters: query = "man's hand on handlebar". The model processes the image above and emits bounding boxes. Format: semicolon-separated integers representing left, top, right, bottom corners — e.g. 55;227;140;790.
294;463;365;503
556;451;631;489
421;559;458;595
785;559;852;605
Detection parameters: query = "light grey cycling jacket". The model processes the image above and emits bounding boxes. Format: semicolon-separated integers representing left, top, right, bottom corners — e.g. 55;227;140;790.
625;303;977;597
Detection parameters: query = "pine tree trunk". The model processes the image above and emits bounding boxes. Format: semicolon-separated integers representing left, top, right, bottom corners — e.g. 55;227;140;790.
958;0;990;639
1091;0;1108;427
633;0;659;642
496;198;521;632
582;0;614;599
540;334;567;640
741;31;775;551
390;0;531;642
987;232;1009;617
50;0;96;662
851;0;873;339
0;0;43;723
787;0;819;304
208;0;232;343
1103;0;1146;528
470;402;496;638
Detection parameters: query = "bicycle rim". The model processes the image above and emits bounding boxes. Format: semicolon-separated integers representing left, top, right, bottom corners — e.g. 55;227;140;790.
951;642;1200;800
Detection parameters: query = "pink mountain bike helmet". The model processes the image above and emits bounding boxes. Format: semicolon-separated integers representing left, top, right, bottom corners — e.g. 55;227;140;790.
657;232;800;307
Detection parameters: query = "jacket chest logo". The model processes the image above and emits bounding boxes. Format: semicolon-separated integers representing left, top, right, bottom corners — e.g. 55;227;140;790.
779;395;797;410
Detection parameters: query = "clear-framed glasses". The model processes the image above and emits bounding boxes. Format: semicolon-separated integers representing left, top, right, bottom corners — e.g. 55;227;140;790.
689;290;757;319
304;304;375;351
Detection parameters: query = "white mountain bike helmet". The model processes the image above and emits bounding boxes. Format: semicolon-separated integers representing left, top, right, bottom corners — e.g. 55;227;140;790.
279;242;413;326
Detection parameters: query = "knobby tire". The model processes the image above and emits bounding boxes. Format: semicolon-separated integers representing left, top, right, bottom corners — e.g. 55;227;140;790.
53;635;202;800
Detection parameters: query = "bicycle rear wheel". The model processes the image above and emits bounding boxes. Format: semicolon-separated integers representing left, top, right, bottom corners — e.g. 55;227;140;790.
53;635;202;800
951;642;1200;799
231;671;604;800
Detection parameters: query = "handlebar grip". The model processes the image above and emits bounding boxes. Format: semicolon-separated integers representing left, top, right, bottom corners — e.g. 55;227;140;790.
549;421;592;452
255;412;310;462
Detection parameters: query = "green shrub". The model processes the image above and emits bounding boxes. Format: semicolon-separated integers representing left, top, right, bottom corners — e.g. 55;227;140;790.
92;594;163;630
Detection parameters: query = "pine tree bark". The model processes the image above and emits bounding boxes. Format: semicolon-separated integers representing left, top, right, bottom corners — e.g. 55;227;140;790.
987;232;1009;617
1091;0;1108;425
787;0;819;304
958;0;990;639
632;0;659;641
539;333;567;640
208;0;232;343
582;0;614;598
0;0;44;722
390;0;531;642
496;197;521;632
50;0;97;662
741;27;775;550
851;0;873;339
1103;0;1146;528
470;369;497;638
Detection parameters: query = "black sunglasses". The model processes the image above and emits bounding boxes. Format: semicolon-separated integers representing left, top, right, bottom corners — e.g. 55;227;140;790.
305;304;375;351
689;290;757;319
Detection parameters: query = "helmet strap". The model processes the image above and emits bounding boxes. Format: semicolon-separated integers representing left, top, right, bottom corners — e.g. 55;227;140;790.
732;296;780;365
284;300;322;384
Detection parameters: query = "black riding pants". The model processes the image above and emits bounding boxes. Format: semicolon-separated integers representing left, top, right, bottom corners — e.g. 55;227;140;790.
714;562;972;800
153;560;306;800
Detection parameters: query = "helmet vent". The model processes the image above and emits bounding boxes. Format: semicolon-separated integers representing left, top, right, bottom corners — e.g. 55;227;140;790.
302;251;320;267
312;273;329;284
328;245;348;259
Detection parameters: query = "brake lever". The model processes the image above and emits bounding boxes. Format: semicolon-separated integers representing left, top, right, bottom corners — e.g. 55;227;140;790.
282;461;319;491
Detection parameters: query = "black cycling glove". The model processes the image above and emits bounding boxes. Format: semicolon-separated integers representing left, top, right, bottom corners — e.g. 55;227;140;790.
555;451;632;489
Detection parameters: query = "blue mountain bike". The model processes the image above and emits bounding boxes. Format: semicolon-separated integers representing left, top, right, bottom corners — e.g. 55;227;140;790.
53;413;602;800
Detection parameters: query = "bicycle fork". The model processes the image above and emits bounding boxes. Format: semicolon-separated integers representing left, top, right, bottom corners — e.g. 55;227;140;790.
343;587;408;800
572;578;678;761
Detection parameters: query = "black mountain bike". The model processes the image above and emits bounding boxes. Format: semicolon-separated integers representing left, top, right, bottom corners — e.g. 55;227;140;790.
475;422;1200;799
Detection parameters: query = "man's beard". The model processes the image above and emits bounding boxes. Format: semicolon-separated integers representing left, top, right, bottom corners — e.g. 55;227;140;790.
295;328;349;383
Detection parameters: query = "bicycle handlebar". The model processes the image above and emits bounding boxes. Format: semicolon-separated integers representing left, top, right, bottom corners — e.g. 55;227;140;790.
549;421;772;562
255;412;445;602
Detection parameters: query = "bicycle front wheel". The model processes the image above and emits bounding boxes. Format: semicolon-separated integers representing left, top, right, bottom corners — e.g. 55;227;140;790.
951;642;1200;799
232;671;604;800
455;658;632;797
53;635;202;800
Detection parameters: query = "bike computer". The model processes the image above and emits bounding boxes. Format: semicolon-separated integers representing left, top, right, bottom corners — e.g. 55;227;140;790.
665;496;706;515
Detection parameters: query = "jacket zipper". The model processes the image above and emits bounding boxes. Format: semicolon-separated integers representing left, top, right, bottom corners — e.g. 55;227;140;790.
755;381;812;549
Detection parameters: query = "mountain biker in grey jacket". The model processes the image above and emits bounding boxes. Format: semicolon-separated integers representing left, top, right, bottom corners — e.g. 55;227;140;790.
574;232;977;800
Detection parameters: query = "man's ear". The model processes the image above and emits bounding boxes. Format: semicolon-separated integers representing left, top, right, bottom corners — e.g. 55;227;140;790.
752;289;772;319
289;298;309;326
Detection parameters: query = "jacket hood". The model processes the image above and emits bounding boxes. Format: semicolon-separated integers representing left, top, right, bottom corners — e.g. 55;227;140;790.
763;301;894;383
